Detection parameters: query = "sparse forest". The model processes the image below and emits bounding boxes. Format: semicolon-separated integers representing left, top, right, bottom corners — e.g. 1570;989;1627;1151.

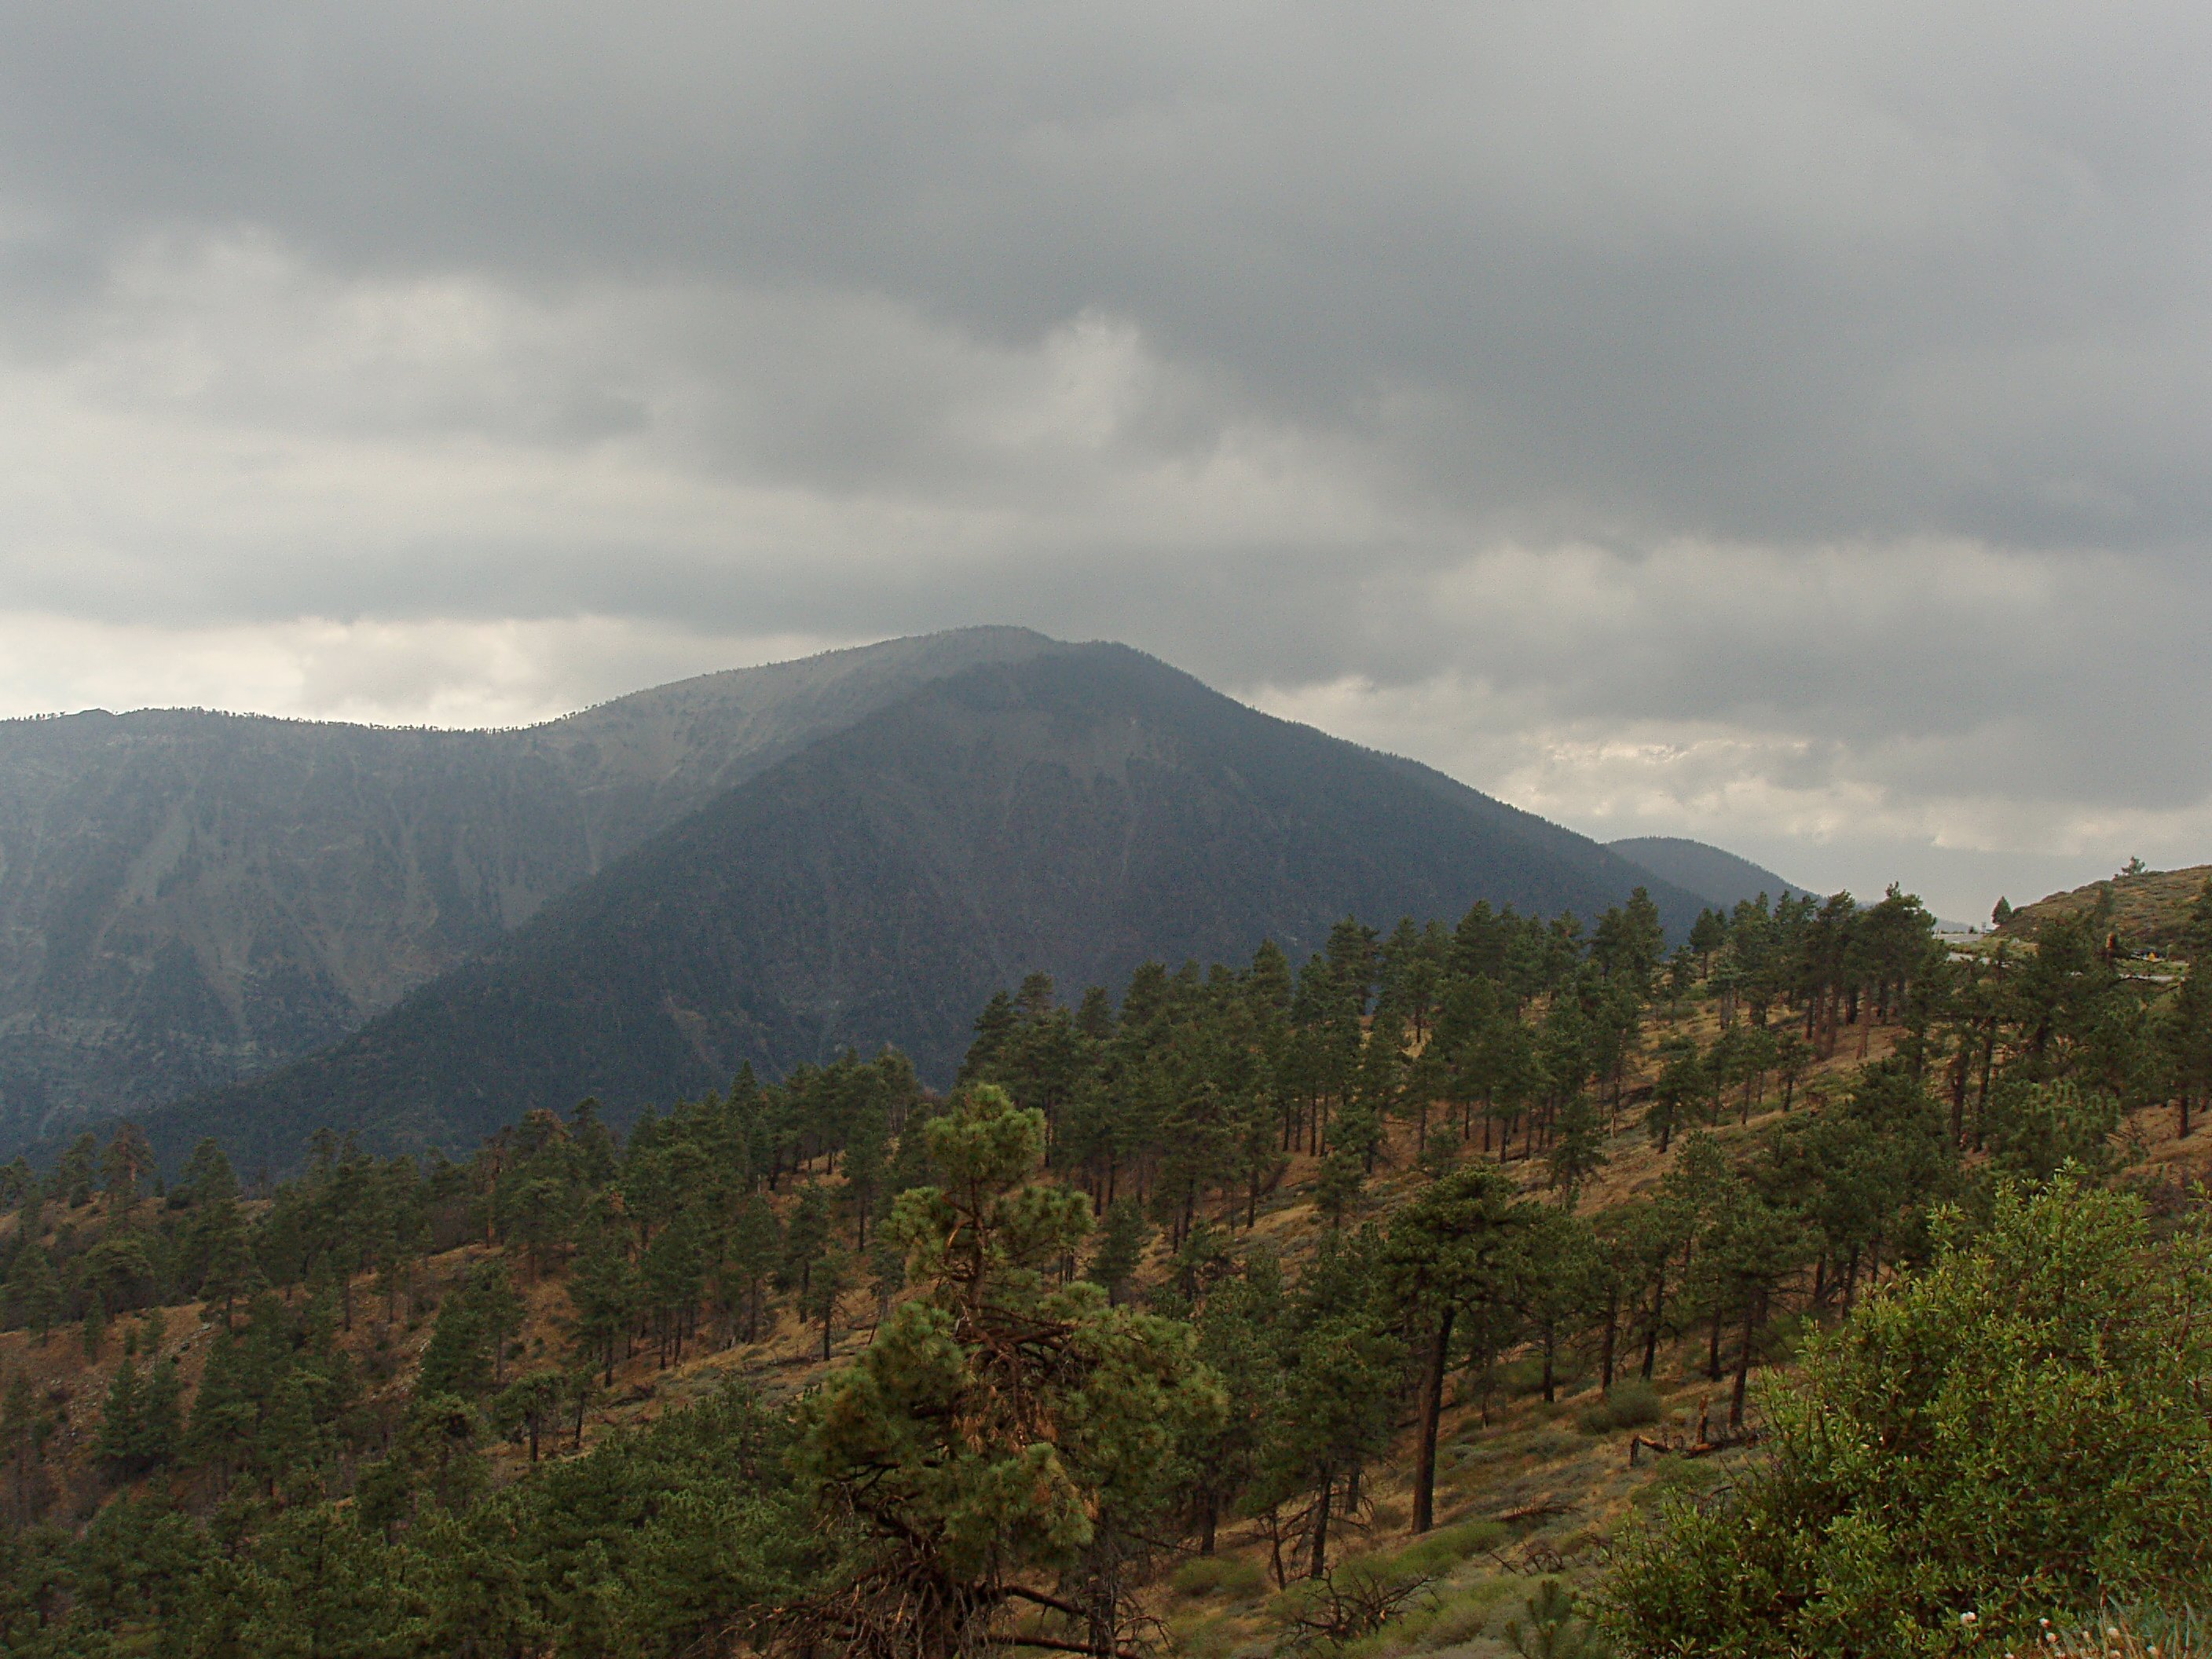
2;879;2209;1657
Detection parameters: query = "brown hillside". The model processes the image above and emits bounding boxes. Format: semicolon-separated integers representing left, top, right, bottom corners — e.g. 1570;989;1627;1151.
1998;862;2211;956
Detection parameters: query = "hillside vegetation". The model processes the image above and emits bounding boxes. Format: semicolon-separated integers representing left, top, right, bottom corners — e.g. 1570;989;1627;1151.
2;877;2209;1657
1996;860;2212;958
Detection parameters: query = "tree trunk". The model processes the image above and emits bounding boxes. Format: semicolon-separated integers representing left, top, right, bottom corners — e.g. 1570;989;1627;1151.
1599;1288;1617;1393
1309;1473;1333;1578
1412;1309;1456;1533
1641;1265;1666;1380
1729;1293;1762;1430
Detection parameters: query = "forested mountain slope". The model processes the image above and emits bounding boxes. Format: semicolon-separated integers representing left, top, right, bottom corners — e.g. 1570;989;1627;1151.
1606;836;1813;910
137;646;1702;1172
0;628;1057;1144
3;879;2203;1658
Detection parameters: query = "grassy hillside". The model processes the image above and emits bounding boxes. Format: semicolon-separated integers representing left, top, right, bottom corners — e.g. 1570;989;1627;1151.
1998;862;2212;956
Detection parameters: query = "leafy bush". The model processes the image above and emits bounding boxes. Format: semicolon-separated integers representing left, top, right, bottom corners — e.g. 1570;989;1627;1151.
1576;1379;1660;1434
1171;1554;1269;1601
1397;1518;1507;1577
1351;1577;1517;1655
1506;1580;1613;1657
1605;1178;2212;1656
1985;1079;2123;1183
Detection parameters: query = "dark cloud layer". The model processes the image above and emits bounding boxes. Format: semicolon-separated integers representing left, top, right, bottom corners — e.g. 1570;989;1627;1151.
2;2;2209;918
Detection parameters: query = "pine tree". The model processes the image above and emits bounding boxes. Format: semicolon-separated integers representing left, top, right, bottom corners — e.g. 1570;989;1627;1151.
97;1357;141;1478
1382;1165;1540;1533
786;1085;1222;1658
1087;1197;1152;1306
1309;1143;1361;1225
419;1285;493;1400
565;1218;636;1384
722;1194;782;1346
186;1327;256;1485
4;1247;59;1342
101;1122;156;1213
137;1357;183;1473
2;1369;39;1527
490;1372;563;1463
49;1132;98;1207
1252;1236;1403;1578
82;1290;107;1362
800;1243;854;1361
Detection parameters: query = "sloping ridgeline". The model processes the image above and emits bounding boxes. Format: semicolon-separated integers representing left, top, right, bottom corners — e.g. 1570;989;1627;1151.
0;626;1059;1146
1605;835;1815;910
138;645;1704;1172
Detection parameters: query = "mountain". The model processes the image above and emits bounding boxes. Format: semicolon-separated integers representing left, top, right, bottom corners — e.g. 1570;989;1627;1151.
1606;836;1816;911
0;628;1057;1145
134;645;1705;1173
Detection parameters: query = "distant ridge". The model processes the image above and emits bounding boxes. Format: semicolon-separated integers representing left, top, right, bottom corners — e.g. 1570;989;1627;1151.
134;645;1707;1173
1608;836;1816;910
0;628;1058;1145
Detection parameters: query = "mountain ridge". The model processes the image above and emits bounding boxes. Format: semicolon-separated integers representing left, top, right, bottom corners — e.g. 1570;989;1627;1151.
0;627;1059;1142
127;644;1706;1172
1606;834;1816;910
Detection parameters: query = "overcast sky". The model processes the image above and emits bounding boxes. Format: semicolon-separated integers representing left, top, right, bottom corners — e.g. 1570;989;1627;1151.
4;2;2209;921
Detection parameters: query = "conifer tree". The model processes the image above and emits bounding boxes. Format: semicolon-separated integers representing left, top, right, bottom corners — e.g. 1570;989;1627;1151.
4;1247;58;1342
1087;1196;1152;1307
97;1357;141;1478
2;1369;40;1527
786;1085;1221;1658
800;1243;855;1362
1251;1240;1401;1577
1383;1165;1540;1532
49;1132;97;1207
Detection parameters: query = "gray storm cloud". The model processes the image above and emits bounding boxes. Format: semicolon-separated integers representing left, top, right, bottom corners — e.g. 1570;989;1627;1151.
1;1;2208;918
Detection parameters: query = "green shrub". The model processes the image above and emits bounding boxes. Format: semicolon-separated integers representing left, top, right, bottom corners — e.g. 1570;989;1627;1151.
1493;1357;1548;1397
1518;1429;1580;1463
1576;1379;1660;1434
1605;1179;2212;1656
1397;1518;1507;1577
1504;1580;1613;1657
1419;1591;1503;1652
1171;1554;1268;1602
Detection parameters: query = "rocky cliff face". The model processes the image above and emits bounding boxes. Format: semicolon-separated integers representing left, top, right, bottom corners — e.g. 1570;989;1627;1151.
0;628;1057;1144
